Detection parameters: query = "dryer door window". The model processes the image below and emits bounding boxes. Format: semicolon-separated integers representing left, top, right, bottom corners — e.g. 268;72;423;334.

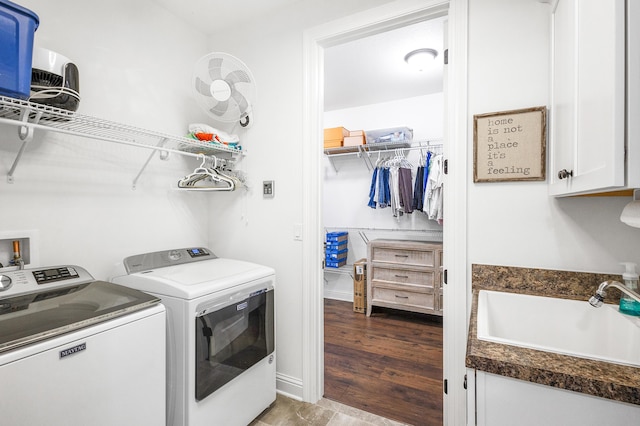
195;288;274;401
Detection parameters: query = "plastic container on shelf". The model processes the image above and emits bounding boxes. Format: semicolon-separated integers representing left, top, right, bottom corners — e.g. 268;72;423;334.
326;231;348;243
0;0;39;99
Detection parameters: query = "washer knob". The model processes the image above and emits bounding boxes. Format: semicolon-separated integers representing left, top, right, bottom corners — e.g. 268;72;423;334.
0;275;13;292
168;250;182;261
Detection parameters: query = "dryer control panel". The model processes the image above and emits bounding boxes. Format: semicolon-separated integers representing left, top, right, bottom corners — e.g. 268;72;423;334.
123;247;217;274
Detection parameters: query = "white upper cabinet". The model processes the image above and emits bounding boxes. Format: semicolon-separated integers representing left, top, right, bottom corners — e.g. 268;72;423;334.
549;0;635;196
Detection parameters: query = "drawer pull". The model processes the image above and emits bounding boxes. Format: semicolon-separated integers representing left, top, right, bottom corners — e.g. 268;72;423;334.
395;295;409;299
395;274;409;279
395;254;409;258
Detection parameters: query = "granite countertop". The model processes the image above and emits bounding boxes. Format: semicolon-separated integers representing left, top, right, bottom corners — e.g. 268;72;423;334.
466;264;640;405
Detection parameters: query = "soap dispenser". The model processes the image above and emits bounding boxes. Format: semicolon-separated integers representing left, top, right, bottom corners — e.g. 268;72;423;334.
619;262;640;316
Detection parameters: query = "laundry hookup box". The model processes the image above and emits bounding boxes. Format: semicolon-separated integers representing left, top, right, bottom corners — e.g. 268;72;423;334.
353;258;367;314
325;231;348;268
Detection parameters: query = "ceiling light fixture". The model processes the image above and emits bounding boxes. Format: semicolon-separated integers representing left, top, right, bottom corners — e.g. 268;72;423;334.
404;48;438;71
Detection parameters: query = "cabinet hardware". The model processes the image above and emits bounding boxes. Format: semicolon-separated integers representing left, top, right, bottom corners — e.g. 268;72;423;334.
394;274;409;279
557;169;573;179
395;295;409;299
394;254;409;258
444;269;448;284
443;378;448;394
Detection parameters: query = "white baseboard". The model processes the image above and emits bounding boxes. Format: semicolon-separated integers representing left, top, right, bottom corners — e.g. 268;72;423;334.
323;289;352;302
276;372;304;400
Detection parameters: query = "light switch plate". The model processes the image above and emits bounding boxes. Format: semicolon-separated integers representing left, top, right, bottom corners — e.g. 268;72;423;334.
263;180;274;198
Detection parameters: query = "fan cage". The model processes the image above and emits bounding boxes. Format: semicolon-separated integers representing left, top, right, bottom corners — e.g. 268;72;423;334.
192;52;256;123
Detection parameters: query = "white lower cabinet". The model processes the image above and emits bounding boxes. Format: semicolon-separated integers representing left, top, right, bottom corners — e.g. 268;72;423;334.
470;370;640;426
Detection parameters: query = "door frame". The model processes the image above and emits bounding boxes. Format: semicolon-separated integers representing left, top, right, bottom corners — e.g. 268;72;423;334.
301;0;469;423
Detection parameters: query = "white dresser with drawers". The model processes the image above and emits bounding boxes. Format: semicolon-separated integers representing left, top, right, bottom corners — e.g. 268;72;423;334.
366;239;443;316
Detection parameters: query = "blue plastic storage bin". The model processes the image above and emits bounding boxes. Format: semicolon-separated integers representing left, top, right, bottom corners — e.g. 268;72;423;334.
325;248;348;260
326;231;348;243
0;0;39;99
325;259;347;268
325;239;347;251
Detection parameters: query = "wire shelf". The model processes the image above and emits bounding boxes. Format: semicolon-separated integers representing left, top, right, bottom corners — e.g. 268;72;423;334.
0;96;242;157
324;139;443;172
0;96;244;187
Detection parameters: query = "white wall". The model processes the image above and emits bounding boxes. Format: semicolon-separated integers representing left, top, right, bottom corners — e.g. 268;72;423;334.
467;0;640;276
0;0;213;278
466;0;640;419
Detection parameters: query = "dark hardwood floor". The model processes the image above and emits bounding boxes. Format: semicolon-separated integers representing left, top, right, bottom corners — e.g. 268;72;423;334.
323;299;443;426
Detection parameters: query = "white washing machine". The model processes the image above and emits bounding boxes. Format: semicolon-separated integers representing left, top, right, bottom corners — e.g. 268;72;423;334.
111;247;276;426
0;265;166;426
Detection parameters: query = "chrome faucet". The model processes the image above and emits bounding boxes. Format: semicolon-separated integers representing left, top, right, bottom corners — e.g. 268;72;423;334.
589;280;640;307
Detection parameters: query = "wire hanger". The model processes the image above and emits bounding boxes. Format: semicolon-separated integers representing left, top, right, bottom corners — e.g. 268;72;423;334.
177;154;235;191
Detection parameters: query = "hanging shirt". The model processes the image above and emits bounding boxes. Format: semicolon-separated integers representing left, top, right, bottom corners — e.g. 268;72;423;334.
389;166;401;217
423;151;432;194
398;167;414;214
378;167;390;208
412;166;425;211
424;154;444;222
368;167;378;208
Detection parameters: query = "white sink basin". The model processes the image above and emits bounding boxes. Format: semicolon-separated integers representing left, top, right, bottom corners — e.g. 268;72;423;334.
477;290;640;367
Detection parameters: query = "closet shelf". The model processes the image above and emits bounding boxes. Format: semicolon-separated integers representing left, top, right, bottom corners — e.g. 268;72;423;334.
0;96;243;186
323;263;353;277
324;139;442;172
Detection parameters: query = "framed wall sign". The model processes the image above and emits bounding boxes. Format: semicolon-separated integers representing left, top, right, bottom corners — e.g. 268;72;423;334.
473;106;547;182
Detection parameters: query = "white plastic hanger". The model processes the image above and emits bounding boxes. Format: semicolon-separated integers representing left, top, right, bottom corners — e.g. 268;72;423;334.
177;155;235;191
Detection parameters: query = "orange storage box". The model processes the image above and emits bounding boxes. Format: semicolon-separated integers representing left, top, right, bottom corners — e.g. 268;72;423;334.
324;127;349;149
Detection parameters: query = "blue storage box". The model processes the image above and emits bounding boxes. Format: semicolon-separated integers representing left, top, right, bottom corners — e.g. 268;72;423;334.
326;231;348;243
325;259;347;268
326;239;347;252
325;248;348;260
0;0;39;99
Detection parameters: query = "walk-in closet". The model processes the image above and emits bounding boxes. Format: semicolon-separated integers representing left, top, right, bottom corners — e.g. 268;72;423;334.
321;15;446;426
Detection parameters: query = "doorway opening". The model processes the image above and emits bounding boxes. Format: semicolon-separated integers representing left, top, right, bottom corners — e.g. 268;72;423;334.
320;14;447;426
301;1;468;423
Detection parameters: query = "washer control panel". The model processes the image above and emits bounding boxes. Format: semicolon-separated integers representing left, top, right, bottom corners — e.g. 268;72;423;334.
0;266;94;297
33;267;79;284
0;275;12;292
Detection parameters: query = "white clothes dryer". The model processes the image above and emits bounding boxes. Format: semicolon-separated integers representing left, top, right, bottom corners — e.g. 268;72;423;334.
111;247;276;426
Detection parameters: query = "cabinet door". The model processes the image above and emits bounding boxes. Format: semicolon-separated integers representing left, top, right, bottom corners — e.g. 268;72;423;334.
549;0;625;196
474;371;640;426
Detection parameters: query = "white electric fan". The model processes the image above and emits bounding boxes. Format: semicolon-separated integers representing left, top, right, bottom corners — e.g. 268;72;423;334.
192;52;256;128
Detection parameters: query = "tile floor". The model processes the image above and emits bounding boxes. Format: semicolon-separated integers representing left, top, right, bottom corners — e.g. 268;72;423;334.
250;394;410;426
